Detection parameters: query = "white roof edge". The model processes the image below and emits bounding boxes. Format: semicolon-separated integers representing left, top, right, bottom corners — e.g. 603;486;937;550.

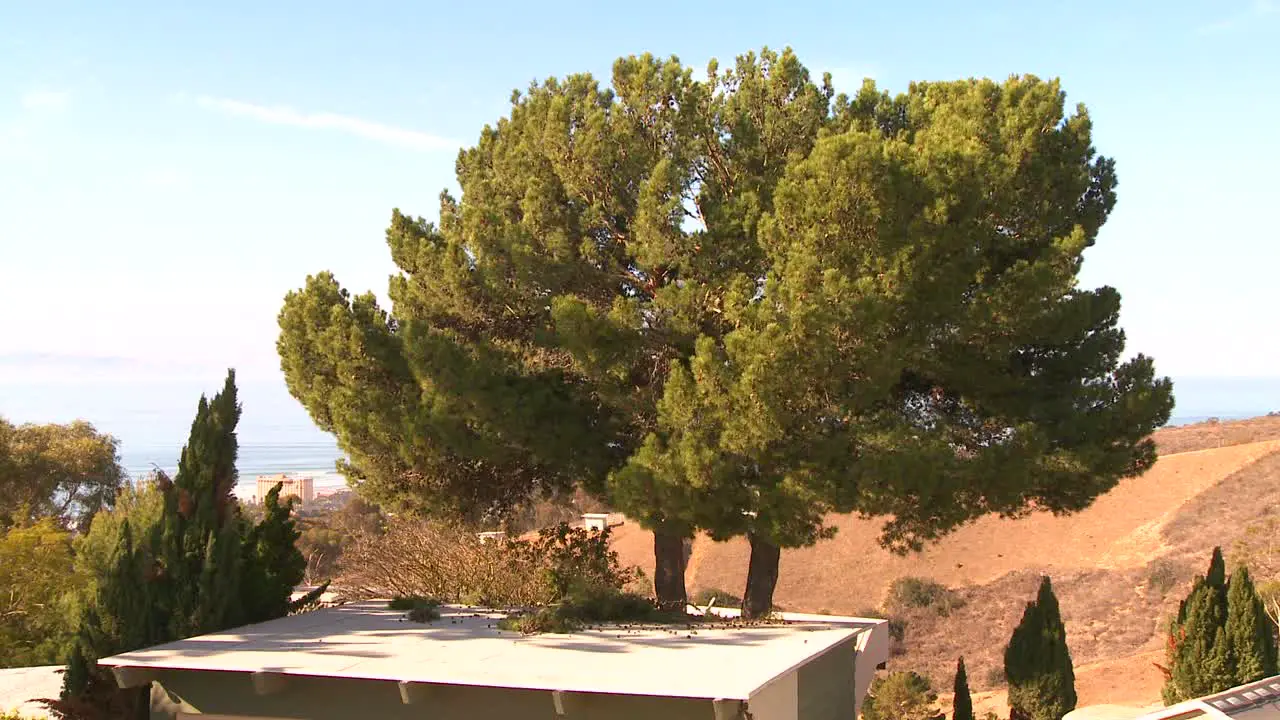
684;605;887;698
96;602;872;702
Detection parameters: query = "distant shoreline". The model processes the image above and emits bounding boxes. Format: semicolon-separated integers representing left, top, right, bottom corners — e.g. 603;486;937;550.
114;415;1262;481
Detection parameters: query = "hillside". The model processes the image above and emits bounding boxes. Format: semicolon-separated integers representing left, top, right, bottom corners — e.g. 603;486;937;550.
607;416;1280;710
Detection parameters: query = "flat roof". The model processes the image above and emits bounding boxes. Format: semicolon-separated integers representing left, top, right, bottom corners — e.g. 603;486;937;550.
99;601;875;700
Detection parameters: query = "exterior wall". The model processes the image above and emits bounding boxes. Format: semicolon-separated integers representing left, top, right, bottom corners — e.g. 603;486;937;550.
152;670;717;720
795;636;858;720
746;670;799;720
255;475;313;505
852;620;889;716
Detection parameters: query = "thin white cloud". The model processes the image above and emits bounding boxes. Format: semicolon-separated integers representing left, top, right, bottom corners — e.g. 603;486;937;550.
21;89;70;111
1200;0;1277;33
194;95;455;152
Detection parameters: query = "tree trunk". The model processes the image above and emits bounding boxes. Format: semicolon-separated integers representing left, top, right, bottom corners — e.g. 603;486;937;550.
742;532;781;619
653;527;688;610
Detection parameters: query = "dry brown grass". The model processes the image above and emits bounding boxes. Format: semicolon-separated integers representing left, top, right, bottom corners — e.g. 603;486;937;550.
603;416;1280;710
1153;415;1280;455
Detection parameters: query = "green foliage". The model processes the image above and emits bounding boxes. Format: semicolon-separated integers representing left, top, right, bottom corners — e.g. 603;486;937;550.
389;596;442;623
52;371;307;720
888;577;966;616
861;671;944;720
278;47;1173;617
527;523;636;602
953;657;974;720
1005;577;1076;720
1161;548;1277;704
1225;566;1277;683
240;484;307;623
497;586;666;635
0;519;76;667
0;418;126;530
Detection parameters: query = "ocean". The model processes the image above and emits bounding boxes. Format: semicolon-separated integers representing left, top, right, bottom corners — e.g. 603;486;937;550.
3;372;1274;503
111;415;1243;502
119;440;349;500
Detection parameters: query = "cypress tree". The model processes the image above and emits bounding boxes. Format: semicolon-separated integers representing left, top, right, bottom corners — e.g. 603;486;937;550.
159;371;245;637
51;371;308;720
1225;565;1278;684
1163;548;1238;704
240;484;307;623
1207;548;1227;593
1005;577;1077;720
953;657;974;720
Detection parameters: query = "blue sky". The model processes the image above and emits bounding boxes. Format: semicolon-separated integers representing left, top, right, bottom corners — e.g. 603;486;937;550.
2;0;1279;445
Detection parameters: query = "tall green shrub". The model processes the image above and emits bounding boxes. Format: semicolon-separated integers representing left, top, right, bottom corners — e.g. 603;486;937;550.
953;657;974;720
1225;566;1278;684
1005;577;1076;720
1162;548;1276;704
50;371;307;720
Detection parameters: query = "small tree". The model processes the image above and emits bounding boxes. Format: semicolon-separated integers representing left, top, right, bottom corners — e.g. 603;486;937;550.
1225;566;1277;684
240;484;307;623
0;418;126;530
1005;577;1076;720
953;657;974;720
51;371;308;720
0;519;76;667
862;671;944;720
1159;548;1275;704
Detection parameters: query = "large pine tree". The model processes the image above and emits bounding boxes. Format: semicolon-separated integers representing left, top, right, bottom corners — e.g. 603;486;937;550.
278;48;1173;617
1005;577;1077;720
51;371;307;720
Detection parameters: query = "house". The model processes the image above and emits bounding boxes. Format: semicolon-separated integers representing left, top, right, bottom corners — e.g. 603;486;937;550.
1066;675;1280;720
581;513;611;532
97;602;889;719
255;474;314;505
1136;676;1280;720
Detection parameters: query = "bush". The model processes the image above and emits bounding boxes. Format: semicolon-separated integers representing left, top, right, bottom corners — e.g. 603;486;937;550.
497;586;668;634
861;671;943;720
693;587;742;608
984;666;1006;688
887;577;966;616
339;520;640;608
1147;559;1181;596
388;596;441;623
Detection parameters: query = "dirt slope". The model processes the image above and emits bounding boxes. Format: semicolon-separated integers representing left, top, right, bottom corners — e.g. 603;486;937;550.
605;417;1280;709
611;438;1280;613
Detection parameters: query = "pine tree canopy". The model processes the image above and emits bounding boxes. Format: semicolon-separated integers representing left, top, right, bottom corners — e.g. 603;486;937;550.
277;47;1174;614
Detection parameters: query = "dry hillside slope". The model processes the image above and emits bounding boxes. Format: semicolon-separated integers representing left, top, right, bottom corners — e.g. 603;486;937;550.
606;416;1280;708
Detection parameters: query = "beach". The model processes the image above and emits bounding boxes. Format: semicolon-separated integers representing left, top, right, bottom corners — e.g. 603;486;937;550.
119;440;348;499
